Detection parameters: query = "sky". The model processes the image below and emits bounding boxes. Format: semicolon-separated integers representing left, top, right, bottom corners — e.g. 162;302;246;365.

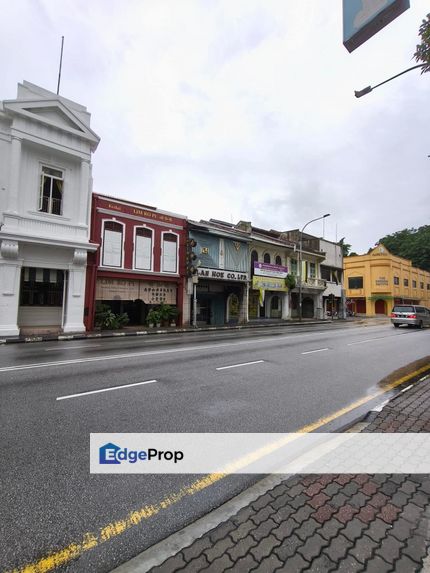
1;0;429;254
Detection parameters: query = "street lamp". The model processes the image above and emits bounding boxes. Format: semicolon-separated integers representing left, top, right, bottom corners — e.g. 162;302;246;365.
298;214;330;321
355;63;427;98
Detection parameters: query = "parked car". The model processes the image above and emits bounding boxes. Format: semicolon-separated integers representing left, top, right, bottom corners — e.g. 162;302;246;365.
390;305;430;328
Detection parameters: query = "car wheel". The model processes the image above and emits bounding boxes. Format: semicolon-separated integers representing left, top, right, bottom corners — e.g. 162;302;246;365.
393;323;400;328
418;321;423;329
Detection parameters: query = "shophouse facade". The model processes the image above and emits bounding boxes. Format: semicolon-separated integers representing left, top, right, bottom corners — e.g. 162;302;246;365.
284;232;345;318
344;244;430;315
235;222;296;320
283;230;327;319
188;220;250;326
0;81;99;336
84;194;187;329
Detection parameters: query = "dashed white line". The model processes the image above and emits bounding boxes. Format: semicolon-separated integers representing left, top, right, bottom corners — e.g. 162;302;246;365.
301;348;329;355
44;344;102;351
216;360;265;371
56;379;157;401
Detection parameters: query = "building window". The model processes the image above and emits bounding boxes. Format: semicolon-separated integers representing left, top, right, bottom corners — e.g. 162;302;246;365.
404;278;409;287
291;258;298;275
39;166;64;215
321;266;331;281
412;280;417;289
20;268;64;306
348;276;363;289
427;284;430;290
309;262;316;278
134;227;153;270
420;282;424;289
264;253;271;264
393;276;399;285
162;232;178;273
275;255;282;265
102;221;123;267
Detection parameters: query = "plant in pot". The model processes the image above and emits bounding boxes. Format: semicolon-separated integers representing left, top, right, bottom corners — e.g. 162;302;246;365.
167;306;179;326
146;309;160;328
156;303;176;326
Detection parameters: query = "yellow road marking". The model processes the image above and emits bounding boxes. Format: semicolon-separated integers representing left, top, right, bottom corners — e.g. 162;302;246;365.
6;363;430;573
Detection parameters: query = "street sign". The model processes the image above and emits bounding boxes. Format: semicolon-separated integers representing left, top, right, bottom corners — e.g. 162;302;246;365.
343;0;410;53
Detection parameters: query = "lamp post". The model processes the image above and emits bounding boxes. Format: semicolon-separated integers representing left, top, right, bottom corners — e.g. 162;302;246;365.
354;63;427;98
298;214;330;321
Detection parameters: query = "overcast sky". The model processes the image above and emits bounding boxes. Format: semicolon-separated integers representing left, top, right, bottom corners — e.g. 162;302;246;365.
1;0;429;253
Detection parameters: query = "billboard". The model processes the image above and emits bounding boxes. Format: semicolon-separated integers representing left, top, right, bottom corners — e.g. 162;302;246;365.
343;0;409;53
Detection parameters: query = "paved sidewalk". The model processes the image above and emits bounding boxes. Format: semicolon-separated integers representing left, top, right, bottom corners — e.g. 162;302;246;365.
147;377;430;573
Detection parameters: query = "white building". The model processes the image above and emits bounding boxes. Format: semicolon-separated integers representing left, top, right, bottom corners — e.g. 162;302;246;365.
0;81;100;336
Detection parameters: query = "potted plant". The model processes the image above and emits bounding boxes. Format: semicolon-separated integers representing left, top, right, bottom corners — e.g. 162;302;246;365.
146;309;160;328
156;303;176;326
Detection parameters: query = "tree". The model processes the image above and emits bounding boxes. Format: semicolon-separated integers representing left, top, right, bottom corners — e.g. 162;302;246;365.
414;13;430;73
378;226;430;272
339;238;352;257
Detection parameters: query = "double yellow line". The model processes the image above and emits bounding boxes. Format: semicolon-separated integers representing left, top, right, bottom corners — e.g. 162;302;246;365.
6;363;430;573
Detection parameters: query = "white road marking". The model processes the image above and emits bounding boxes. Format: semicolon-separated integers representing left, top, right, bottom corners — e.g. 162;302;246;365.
301;348;329;355
0;326;409;374
216;360;265;371
56;379;157;400
44;344;102;351
348;335;398;345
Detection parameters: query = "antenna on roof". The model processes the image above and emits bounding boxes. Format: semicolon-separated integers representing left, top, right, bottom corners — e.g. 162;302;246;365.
56;36;64;95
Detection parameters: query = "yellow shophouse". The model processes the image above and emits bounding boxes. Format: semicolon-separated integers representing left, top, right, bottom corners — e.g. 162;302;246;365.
344;244;430;316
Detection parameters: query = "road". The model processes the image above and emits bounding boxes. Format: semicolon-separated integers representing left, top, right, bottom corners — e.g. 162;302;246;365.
1;321;429;572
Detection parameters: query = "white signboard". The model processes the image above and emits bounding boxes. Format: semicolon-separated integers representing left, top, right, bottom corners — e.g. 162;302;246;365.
197;267;248;282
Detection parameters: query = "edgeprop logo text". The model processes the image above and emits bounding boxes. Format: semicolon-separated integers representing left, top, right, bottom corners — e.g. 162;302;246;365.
99;442;184;465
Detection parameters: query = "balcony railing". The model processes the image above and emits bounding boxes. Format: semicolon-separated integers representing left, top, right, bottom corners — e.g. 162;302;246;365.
297;278;326;289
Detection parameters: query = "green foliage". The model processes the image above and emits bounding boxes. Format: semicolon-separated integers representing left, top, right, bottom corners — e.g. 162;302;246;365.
146;304;179;326
414;13;430;73
378;226;430;272
156;302;178;322
285;274;296;290
146;309;161;326
95;304;129;330
339;238;352;257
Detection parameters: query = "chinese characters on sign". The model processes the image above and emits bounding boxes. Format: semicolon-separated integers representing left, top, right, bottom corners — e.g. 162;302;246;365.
96;279;177;304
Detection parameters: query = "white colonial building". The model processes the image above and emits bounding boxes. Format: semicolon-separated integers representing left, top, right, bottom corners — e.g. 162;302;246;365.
0;81;100;336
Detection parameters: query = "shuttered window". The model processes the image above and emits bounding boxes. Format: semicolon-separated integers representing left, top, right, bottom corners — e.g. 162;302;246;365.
102;221;123;267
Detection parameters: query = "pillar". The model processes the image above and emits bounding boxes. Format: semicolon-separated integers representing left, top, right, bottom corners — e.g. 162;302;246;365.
63;249;87;333
0;240;22;336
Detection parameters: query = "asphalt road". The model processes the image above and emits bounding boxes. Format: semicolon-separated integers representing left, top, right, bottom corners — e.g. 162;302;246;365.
1;321;429;573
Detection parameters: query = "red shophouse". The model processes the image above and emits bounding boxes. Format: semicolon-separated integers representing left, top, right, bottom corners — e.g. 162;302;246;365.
84;194;187;330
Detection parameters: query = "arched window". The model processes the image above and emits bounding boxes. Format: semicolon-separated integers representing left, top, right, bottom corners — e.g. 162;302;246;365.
162;232;178;273
275;255;282;265
102;221;123;267
134;227;153;270
264;253;271;264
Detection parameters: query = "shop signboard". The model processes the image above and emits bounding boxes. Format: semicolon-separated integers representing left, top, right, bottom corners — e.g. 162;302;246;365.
197;267;248;282
252;276;289;292
253;262;288;278
96;278;176;304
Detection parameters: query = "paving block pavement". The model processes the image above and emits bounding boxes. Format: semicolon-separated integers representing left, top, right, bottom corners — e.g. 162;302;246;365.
148;378;430;573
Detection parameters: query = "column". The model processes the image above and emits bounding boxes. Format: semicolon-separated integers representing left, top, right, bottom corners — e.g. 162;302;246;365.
7;136;21;213
281;291;290;319
239;282;249;324
62;249;87;333
78;159;90;226
0;240;22;336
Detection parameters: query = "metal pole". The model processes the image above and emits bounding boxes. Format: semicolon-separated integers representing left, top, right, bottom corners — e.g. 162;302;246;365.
298;214;330;322
298;233;302;321
192;282;197;327
57;36;64;95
